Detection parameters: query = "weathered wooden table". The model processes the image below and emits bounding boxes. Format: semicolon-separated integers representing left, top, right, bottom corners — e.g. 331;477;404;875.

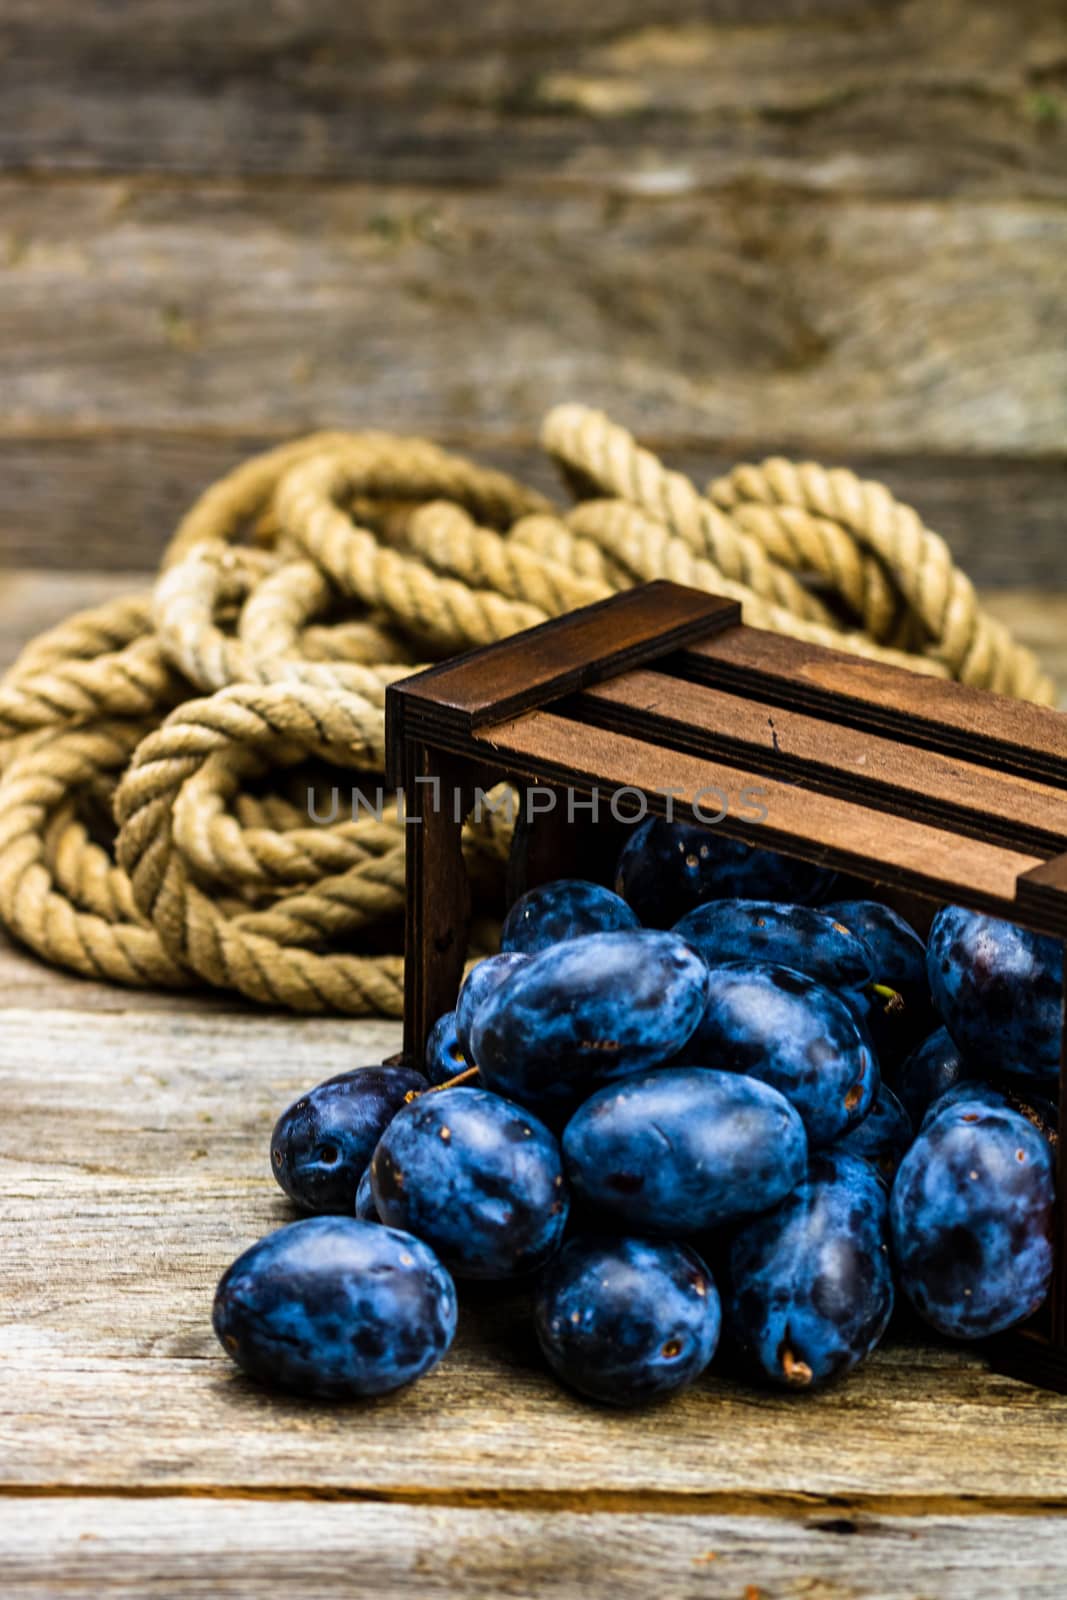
2;574;1067;1597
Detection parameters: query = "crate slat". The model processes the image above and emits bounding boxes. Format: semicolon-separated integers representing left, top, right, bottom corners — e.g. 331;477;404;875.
568;670;1067;855
678;628;1067;785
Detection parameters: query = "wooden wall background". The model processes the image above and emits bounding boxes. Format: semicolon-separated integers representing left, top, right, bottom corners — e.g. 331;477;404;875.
0;0;1064;594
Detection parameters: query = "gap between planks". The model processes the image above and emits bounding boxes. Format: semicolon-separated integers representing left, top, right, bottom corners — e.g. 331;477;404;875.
3;1485;1067;1520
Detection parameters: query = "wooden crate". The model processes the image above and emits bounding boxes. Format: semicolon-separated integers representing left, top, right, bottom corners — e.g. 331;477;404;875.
385;580;1067;1392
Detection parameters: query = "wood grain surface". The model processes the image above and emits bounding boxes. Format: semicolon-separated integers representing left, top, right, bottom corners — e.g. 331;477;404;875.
4;1501;1067;1600
1;551;1066;1592
1;181;1062;458
2;0;1064;197
1;173;1061;580
474;710;1046;906
577;668;1067;850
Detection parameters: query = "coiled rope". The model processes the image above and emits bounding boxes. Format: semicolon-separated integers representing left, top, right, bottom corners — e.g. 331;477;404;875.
0;405;1053;1013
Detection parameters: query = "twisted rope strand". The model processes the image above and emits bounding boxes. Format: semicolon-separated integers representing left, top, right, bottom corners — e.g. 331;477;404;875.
542;404;840;629
565;500;950;676
6;594;153;680
708;456;1053;701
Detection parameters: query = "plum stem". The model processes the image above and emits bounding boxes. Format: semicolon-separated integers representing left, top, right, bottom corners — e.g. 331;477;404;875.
405;1064;481;1102
428;1064;481;1093
781;1347;813;1387
869;982;905;1015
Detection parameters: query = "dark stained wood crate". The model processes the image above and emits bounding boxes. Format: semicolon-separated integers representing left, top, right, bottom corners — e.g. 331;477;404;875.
385;579;1067;1393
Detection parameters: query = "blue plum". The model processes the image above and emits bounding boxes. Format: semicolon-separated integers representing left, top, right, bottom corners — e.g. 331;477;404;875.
689;963;877;1145
562;1067;807;1233
926;906;1063;1082
454;952;528;1061
614;817;834;927
823;899;929;1000
354;1167;379;1221
212;1216;456;1397
470;930;710;1117
726;1151;894;1389
890;1098;1054;1339
371;1086;568;1279
425;1010;466;1086
501;879;639;956
270;1064;426;1214
674;901;875;990
535;1236;721;1405
835;1083;913;1181
920;1080;1057;1144
920;1080;1013;1131
888;1026;972;1128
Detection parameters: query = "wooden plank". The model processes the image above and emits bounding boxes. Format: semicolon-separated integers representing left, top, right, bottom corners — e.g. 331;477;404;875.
6;1501;1067;1600
571;669;1067;851
388;585;738;754
1;435;1064;586
471;711;1047;919
5;1002;1067;1502
0;181;1064;456
1;1;1064;199
680;627;1067;782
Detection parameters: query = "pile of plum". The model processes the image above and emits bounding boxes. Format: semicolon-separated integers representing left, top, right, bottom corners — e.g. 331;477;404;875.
213;819;1063;1406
